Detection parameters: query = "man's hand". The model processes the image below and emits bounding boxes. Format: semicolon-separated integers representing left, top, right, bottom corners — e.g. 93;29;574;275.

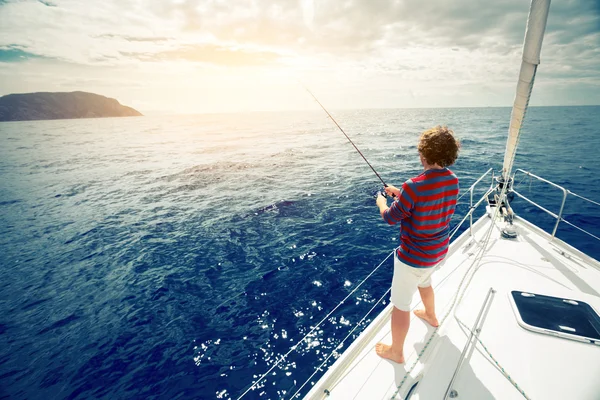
376;192;389;218
376;193;387;208
385;185;400;198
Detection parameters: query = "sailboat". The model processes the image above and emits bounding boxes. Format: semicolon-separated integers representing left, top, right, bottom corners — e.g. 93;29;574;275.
298;1;600;398
238;0;600;398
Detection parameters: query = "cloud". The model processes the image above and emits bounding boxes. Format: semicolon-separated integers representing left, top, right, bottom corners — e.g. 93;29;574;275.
1;0;598;66
130;0;599;87
121;44;283;66
0;0;180;65
0;0;598;110
145;0;392;56
95;34;172;43
57;77;144;88
140;0;530;53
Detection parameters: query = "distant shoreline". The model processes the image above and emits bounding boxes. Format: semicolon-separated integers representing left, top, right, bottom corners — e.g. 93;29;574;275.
0;115;144;123
1;103;597;122
0;91;142;122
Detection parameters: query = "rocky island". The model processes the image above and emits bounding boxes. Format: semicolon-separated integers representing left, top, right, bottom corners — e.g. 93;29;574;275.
0;91;143;121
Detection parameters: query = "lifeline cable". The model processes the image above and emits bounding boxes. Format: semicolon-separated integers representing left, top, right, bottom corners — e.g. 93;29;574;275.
302;85;390;190
235;250;393;400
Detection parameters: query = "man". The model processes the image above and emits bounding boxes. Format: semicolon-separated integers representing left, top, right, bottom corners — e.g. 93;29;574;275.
375;125;460;364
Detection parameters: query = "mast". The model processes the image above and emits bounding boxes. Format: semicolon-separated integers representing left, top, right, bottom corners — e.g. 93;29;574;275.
502;0;551;182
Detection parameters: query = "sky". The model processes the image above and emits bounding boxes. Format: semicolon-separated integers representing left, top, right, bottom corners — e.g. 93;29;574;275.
0;0;599;114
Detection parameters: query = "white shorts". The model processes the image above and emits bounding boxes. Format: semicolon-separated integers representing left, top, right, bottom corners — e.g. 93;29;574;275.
390;255;436;312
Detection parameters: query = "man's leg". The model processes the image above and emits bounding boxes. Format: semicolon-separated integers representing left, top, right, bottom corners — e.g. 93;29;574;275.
376;306;409;363
376;257;418;363
414;285;439;327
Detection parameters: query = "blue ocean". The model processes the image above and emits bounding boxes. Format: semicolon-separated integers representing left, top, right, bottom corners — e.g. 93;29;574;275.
1;106;599;399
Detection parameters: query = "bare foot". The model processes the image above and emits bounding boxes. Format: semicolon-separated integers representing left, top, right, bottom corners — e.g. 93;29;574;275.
375;343;405;363
414;309;439;327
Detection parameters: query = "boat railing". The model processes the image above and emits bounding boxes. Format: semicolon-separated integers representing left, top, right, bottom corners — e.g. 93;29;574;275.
450;168;495;240
512;169;600;243
241;169;497;399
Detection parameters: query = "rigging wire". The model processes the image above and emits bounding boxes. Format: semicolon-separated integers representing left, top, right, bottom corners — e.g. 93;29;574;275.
236;172;497;399
289;284;393;399
236;88;514;399
235;250;394;400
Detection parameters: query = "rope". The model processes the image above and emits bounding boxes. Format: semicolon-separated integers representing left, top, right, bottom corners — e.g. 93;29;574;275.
330;258;463;400
335;254;476;399
448;224;460;238
390;42;537;398
449;187;495;241
512;173;532;191
455;318;532;399
236;250;395;400
281;183;503;399
241;175;510;399
456;171;494;204
568;191;600;207
320;262;441;399
289;288;392;399
456;189;471;203
283;185;501;399
559;218;600;242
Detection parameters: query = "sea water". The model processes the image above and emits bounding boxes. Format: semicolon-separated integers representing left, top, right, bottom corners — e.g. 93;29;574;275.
0;106;599;399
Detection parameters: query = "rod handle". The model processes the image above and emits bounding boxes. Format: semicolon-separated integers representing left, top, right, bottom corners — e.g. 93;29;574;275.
383;184;397;198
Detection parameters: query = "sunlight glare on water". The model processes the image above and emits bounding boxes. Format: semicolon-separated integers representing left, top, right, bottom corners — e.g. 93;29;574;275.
0;106;599;399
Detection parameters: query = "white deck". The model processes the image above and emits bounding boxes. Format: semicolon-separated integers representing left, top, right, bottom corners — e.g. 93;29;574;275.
305;213;600;400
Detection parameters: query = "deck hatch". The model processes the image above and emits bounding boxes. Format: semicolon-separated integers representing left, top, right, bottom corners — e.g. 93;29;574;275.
510;291;600;343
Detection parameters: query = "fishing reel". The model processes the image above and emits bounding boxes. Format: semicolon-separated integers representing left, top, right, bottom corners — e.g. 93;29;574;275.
372;189;387;199
374;188;396;199
383;185;398;198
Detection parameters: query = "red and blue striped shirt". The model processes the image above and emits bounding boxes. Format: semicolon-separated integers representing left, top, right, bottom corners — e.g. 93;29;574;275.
383;168;459;268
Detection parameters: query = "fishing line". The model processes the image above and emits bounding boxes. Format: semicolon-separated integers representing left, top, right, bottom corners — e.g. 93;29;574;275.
302;84;391;192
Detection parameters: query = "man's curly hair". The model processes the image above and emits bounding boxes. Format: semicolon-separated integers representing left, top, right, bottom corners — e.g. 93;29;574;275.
417;126;460;168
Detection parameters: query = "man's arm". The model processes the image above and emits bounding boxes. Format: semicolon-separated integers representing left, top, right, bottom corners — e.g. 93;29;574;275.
376;182;415;225
376;193;389;218
376;184;401;219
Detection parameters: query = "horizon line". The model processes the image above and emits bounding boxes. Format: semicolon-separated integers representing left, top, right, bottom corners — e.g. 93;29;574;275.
140;104;600;116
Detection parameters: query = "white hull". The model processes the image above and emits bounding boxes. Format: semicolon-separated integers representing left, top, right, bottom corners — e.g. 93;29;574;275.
236;1;600;398
305;212;600;399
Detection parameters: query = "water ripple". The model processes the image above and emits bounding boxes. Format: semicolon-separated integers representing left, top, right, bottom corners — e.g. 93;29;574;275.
0;108;599;399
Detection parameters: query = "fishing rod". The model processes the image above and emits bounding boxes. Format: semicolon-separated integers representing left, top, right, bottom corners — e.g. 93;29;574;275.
303;85;393;196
